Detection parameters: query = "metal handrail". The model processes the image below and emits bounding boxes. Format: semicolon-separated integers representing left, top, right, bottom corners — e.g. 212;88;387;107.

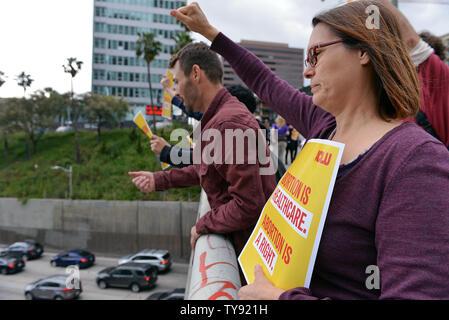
185;189;242;300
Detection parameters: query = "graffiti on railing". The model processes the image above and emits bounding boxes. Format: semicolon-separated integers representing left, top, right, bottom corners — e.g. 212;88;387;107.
188;234;241;300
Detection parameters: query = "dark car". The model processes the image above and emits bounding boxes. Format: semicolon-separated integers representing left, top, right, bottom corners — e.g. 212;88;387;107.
0;240;44;260
0;254;26;275
24;274;82;300
96;263;158;293
50;249;95;269
146;288;185;300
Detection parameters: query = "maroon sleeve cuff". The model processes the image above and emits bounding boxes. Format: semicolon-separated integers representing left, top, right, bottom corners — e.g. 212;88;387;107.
153;171;168;191
195;213;211;235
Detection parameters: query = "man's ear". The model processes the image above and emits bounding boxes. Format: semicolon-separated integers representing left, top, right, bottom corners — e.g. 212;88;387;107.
359;49;371;66
191;64;201;82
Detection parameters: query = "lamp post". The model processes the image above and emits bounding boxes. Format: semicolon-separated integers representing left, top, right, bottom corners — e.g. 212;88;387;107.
51;165;72;199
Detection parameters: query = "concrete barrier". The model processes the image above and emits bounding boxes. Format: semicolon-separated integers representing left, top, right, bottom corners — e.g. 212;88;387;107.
0;198;199;260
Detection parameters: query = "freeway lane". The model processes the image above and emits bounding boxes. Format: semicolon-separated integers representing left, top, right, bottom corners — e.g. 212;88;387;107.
0;246;189;300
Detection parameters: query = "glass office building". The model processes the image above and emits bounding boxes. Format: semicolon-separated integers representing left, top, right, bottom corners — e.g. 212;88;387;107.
92;0;186;121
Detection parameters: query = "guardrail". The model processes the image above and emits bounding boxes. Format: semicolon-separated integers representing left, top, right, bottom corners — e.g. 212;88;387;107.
184;189;242;300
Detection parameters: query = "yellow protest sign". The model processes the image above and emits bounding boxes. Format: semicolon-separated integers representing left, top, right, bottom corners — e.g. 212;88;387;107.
133;111;171;170
162;70;173;119
133;111;152;139
238;139;344;290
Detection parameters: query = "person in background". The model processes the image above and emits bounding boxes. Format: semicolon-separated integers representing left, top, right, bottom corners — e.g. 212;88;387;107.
285;124;299;165
171;1;449;300
376;0;449;148
271;116;288;165
418;31;446;62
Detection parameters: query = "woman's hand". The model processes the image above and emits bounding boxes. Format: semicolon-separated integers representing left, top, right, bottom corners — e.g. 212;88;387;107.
238;265;285;300
170;2;219;42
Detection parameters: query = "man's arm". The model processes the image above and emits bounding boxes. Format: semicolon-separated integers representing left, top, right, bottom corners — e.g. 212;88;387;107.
153;164;199;191
129;164;199;193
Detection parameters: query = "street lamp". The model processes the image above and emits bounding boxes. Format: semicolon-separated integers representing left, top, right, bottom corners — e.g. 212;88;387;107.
51;165;72;199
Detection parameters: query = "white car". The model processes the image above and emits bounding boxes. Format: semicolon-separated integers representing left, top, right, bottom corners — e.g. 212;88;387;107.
118;249;171;273
55;126;73;133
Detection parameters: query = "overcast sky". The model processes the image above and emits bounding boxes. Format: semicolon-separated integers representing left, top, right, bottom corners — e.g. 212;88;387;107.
0;0;448;98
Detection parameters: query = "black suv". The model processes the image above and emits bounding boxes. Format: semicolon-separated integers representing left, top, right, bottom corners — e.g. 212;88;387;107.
0;240;44;260
96;263;158;292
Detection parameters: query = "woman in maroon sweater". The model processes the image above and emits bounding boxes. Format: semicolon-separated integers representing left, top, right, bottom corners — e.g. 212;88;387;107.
171;1;449;300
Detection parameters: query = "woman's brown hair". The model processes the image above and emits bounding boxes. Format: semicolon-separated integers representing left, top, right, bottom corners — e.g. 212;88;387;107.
312;0;420;120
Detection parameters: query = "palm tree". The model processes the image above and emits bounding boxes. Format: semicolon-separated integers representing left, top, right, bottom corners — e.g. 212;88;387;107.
63;58;83;96
171;31;193;54
63;57;83;164
15;72;34;96
135;32;162;133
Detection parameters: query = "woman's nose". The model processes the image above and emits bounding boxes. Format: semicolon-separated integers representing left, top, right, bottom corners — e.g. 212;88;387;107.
303;64;315;79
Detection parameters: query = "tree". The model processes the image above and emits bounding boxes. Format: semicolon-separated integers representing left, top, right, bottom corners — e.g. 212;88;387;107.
27;91;58;154
15;72;33;96
83;93;130;143
63;57;83;164
43;87;71;127
135;32;162;133
6;91;56;160
0;98;14;156
0;71;6;88
171;31;193;54
0;71;9;155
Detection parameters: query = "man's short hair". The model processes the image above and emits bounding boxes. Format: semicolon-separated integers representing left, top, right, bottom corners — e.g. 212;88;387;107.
168;42;223;84
226;85;257;114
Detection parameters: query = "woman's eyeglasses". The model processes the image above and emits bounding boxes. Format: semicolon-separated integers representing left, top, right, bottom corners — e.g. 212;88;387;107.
305;40;344;68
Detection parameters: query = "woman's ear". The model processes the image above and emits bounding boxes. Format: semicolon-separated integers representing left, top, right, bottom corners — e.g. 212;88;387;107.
359;49;371;66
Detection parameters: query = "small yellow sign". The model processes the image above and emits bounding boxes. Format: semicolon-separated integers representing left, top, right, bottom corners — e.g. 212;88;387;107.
133;111;171;170
162;70;174;119
238;139;344;290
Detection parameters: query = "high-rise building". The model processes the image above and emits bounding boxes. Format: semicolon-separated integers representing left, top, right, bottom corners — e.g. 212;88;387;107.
222;40;304;122
92;0;186;121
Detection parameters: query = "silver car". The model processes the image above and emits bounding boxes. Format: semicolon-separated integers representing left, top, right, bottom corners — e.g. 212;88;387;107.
118;249;171;272
24;275;82;300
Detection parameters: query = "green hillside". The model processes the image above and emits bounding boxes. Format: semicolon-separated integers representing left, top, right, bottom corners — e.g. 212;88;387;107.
0;126;201;202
